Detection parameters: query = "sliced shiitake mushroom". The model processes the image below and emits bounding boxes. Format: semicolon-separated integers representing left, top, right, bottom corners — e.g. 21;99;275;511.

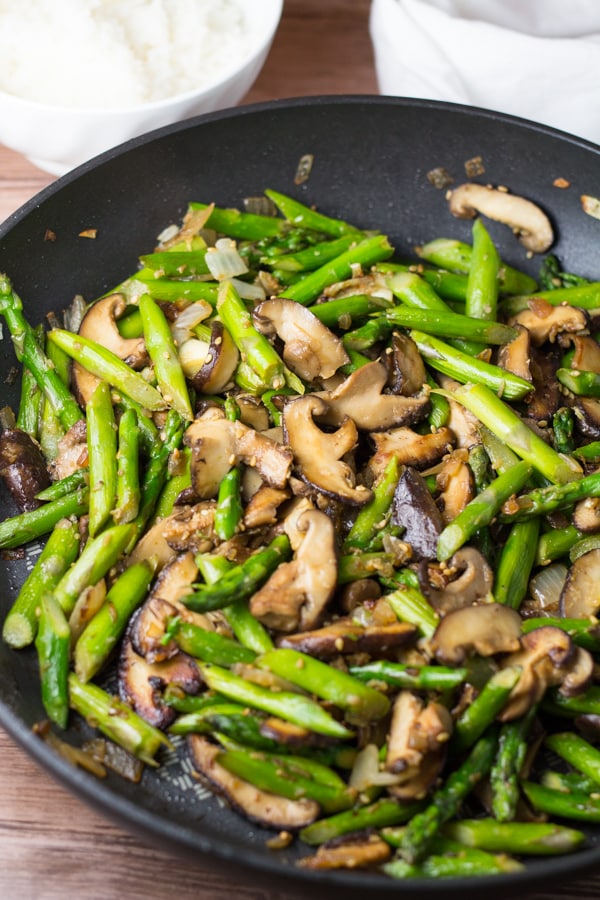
188;735;319;831
570;335;600;374
298;833;392;870
508;300;587;346
391;466;443;562
315;360;429;432
384;691;452;800
497;324;532;383
72;294;149;406
277;618;417;660
430;602;522;665
448;183;554;253
249;507;338;632
367;427;454;482
118;613;201;729
435;450;474;525
253;298;349;382
186;320;239;394
0;418;51;511
385;331;427;397
559;547;600;618
283;395;371;506
420;547;495;614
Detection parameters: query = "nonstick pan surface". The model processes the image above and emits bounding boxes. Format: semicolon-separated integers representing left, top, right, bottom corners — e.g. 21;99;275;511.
2;96;600;898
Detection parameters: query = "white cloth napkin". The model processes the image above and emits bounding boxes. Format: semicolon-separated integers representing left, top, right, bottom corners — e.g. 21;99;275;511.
370;0;600;145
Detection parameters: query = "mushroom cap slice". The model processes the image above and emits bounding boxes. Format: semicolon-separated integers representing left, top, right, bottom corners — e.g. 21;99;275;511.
498;626;579;721
188;735;319;831
430;602;522;666
316;361;429;432
420;547;494;613
391;466;443;562
559;547;600;618
448;183;554;253
299;834;392;871
188;320;239;394
385;331;427;397
497;324;532;384
508;300;587;346
249;507;338;633
253;298;349;382
283;394;372;506
277;619;417;660
118;614;201;730
435;451;475;525
367;426;454;482
72;294;149;406
384;691;452;800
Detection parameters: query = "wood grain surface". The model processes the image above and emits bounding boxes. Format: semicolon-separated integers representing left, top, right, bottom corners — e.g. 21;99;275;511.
1;2;600;898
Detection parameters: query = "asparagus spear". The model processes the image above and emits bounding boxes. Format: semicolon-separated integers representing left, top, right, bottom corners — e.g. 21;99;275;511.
35;592;71;728
557;367;600;398
182;534;291;612
138;293;193;420
264;189;363;238
349;661;467;692
464;218;501;324
73;560;156;682
522;780;600;823
308;294;389;329
493;518;540;609
270;233;359;271
53;522;136;616
443;819;584;856
384;837;522;878
196;662;353;739
86;380;118;538
35;469;89;502
400;729;499;864
257;648;390;723
500;469;600;521
445;383;582;484
300;798;424;846
437;459;532;561
384;584;439;639
188;202;285;240
545;732;600;786
48;328;167;411
450;667;521;754
113;407;141;524
490;706;537;822
2;517;80;648
412;330;533;401
501;282;600;315
68;674;171;765
0;487;89;550
0;276;83;430
382;306;516;345
170;619;257;667
416;237;538;295
16;322;44;439
279;235;394;306
343;456;400;551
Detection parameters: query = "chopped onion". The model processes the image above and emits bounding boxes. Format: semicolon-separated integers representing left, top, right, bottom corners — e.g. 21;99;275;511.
349;743;401;791
205;238;248;281
178;338;210;377
529;563;568;611
229;277;266;301
171;299;213;346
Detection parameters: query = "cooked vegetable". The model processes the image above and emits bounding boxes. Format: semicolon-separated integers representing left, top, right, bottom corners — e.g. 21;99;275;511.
4;187;600;883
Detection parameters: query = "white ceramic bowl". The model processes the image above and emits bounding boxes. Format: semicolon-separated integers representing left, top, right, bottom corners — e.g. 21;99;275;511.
0;0;283;176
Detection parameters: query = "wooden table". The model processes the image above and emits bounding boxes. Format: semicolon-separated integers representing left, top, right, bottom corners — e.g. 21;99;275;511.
0;2;599;898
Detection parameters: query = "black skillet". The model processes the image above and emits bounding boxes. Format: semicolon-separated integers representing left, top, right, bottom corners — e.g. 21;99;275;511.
2;96;600;899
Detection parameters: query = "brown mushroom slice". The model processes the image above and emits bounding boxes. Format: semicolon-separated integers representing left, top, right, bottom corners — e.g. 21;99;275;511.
132;551;212;663
572;497;600;534
570;335;600;374
385;332;427;397
233;420;293;489
235;395;271;432
184;408;236;499
126;501;216;571
367;426;454;481
277;619;417;660
448;183;554;253
72;294;149;406
0;422;51;511
573;397;600;441
559;548;600;618
316;361;429;432
526;345;563;424
188;735;319;831
498;626;578;721
435;450;475;525
560;646;594;698
283;395;371;506
48;419;88;482
298;834;392;870
431;602;522;665
384;691;452;800
243;484;291;529
250;508;338;632
508;299;587;346
390;466;443;562
253;298;349;381
187;320;239;394
119;617;201;729
497;324;532;383
421;547;495;614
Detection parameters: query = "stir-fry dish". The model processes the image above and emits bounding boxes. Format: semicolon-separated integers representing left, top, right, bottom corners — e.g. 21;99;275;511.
4;184;600;881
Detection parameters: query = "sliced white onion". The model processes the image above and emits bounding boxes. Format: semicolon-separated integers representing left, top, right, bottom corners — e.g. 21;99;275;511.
156;223;179;244
229;277;266;301
529;563;568;610
171;299;213;346
205;238;248;281
349;743;401;791
178;338;210;377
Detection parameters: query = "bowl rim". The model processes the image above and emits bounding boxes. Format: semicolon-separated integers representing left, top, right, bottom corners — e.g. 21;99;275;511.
0;0;283;117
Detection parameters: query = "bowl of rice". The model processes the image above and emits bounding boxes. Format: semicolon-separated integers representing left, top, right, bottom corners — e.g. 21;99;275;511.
0;0;283;176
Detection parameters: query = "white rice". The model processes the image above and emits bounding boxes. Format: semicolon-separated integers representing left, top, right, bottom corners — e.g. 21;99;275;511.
0;0;249;108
